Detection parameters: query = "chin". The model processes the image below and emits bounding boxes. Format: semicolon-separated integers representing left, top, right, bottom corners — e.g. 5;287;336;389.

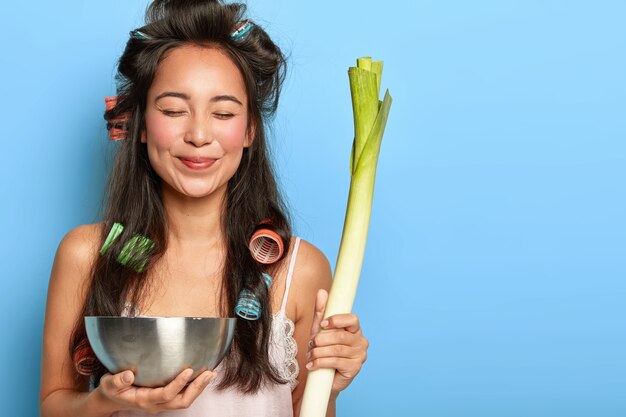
177;182;228;200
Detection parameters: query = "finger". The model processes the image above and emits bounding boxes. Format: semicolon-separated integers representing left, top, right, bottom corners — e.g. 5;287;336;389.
148;368;193;404
321;314;361;334
168;371;217;409
307;344;361;363
309;289;329;339
306;357;362;378
101;370;134;394
311;329;360;348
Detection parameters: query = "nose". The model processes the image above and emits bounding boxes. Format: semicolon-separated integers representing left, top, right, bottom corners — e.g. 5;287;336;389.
184;114;213;147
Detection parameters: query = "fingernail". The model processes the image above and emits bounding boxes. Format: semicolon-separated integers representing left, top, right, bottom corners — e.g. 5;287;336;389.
321;320;329;328
122;372;132;384
306;362;313;369
184;369;193;381
203;374;213;384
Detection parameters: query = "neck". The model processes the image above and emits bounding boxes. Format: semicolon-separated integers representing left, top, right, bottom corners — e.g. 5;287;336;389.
161;183;227;249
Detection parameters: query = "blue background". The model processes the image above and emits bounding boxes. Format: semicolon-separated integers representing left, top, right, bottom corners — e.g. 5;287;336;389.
1;1;624;416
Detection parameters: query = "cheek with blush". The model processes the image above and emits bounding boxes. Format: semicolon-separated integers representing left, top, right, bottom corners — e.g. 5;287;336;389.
215;117;251;151
142;112;184;146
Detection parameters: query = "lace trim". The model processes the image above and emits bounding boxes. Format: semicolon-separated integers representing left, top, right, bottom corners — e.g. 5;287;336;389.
270;311;299;391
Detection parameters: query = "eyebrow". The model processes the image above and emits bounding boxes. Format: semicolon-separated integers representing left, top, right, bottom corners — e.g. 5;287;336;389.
211;95;243;106
154;92;243;106
155;91;189;101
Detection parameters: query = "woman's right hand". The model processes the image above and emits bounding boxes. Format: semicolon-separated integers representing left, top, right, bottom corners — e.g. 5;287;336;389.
95;368;217;413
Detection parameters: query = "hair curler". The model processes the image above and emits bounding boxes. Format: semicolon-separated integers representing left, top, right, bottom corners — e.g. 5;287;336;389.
73;337;100;376
248;219;284;264
105;96;130;140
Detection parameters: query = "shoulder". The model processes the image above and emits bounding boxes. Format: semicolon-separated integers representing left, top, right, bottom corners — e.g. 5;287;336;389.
45;223;102;333
55;223;102;270
50;223;102;291
288;238;332;321
290;238;331;283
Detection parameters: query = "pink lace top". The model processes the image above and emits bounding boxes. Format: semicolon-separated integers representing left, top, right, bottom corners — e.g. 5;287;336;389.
113;238;302;417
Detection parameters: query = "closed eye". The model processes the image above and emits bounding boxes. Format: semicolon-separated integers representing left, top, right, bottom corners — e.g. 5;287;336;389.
214;113;234;120
161;110;186;117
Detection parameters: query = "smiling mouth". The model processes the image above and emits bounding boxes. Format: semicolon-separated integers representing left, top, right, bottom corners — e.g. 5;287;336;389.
178;156;217;170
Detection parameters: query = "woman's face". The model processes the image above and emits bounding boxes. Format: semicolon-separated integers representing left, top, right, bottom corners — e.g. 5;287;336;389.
142;44;251;199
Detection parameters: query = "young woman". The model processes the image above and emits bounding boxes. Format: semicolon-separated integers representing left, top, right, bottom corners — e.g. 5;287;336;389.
39;1;368;416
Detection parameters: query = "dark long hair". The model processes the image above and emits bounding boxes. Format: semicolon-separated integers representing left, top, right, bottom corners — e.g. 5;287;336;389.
70;0;291;393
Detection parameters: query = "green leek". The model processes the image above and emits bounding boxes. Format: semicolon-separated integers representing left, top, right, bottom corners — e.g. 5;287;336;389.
299;57;392;417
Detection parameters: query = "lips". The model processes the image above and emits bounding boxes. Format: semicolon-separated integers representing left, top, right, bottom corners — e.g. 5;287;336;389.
178;156;217;170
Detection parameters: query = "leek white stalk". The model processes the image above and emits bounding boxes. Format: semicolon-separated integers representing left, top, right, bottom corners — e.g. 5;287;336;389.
299;57;392;417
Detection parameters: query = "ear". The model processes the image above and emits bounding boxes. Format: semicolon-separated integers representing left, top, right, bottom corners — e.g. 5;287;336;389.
244;119;256;148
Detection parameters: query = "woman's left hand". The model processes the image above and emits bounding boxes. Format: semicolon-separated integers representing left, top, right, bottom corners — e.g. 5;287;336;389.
306;289;369;396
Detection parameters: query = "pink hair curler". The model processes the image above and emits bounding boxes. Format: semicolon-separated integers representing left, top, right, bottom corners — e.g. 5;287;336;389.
248;219;284;264
105;96;130;141
104;96;119;111
73;337;99;376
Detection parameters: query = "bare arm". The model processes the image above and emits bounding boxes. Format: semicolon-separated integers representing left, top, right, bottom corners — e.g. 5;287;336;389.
39;224;119;417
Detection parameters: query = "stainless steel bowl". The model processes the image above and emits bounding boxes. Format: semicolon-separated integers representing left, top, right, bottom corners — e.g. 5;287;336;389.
85;316;236;387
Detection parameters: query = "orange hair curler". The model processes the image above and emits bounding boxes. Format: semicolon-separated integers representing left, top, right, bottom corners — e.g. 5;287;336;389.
248;219;284;264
